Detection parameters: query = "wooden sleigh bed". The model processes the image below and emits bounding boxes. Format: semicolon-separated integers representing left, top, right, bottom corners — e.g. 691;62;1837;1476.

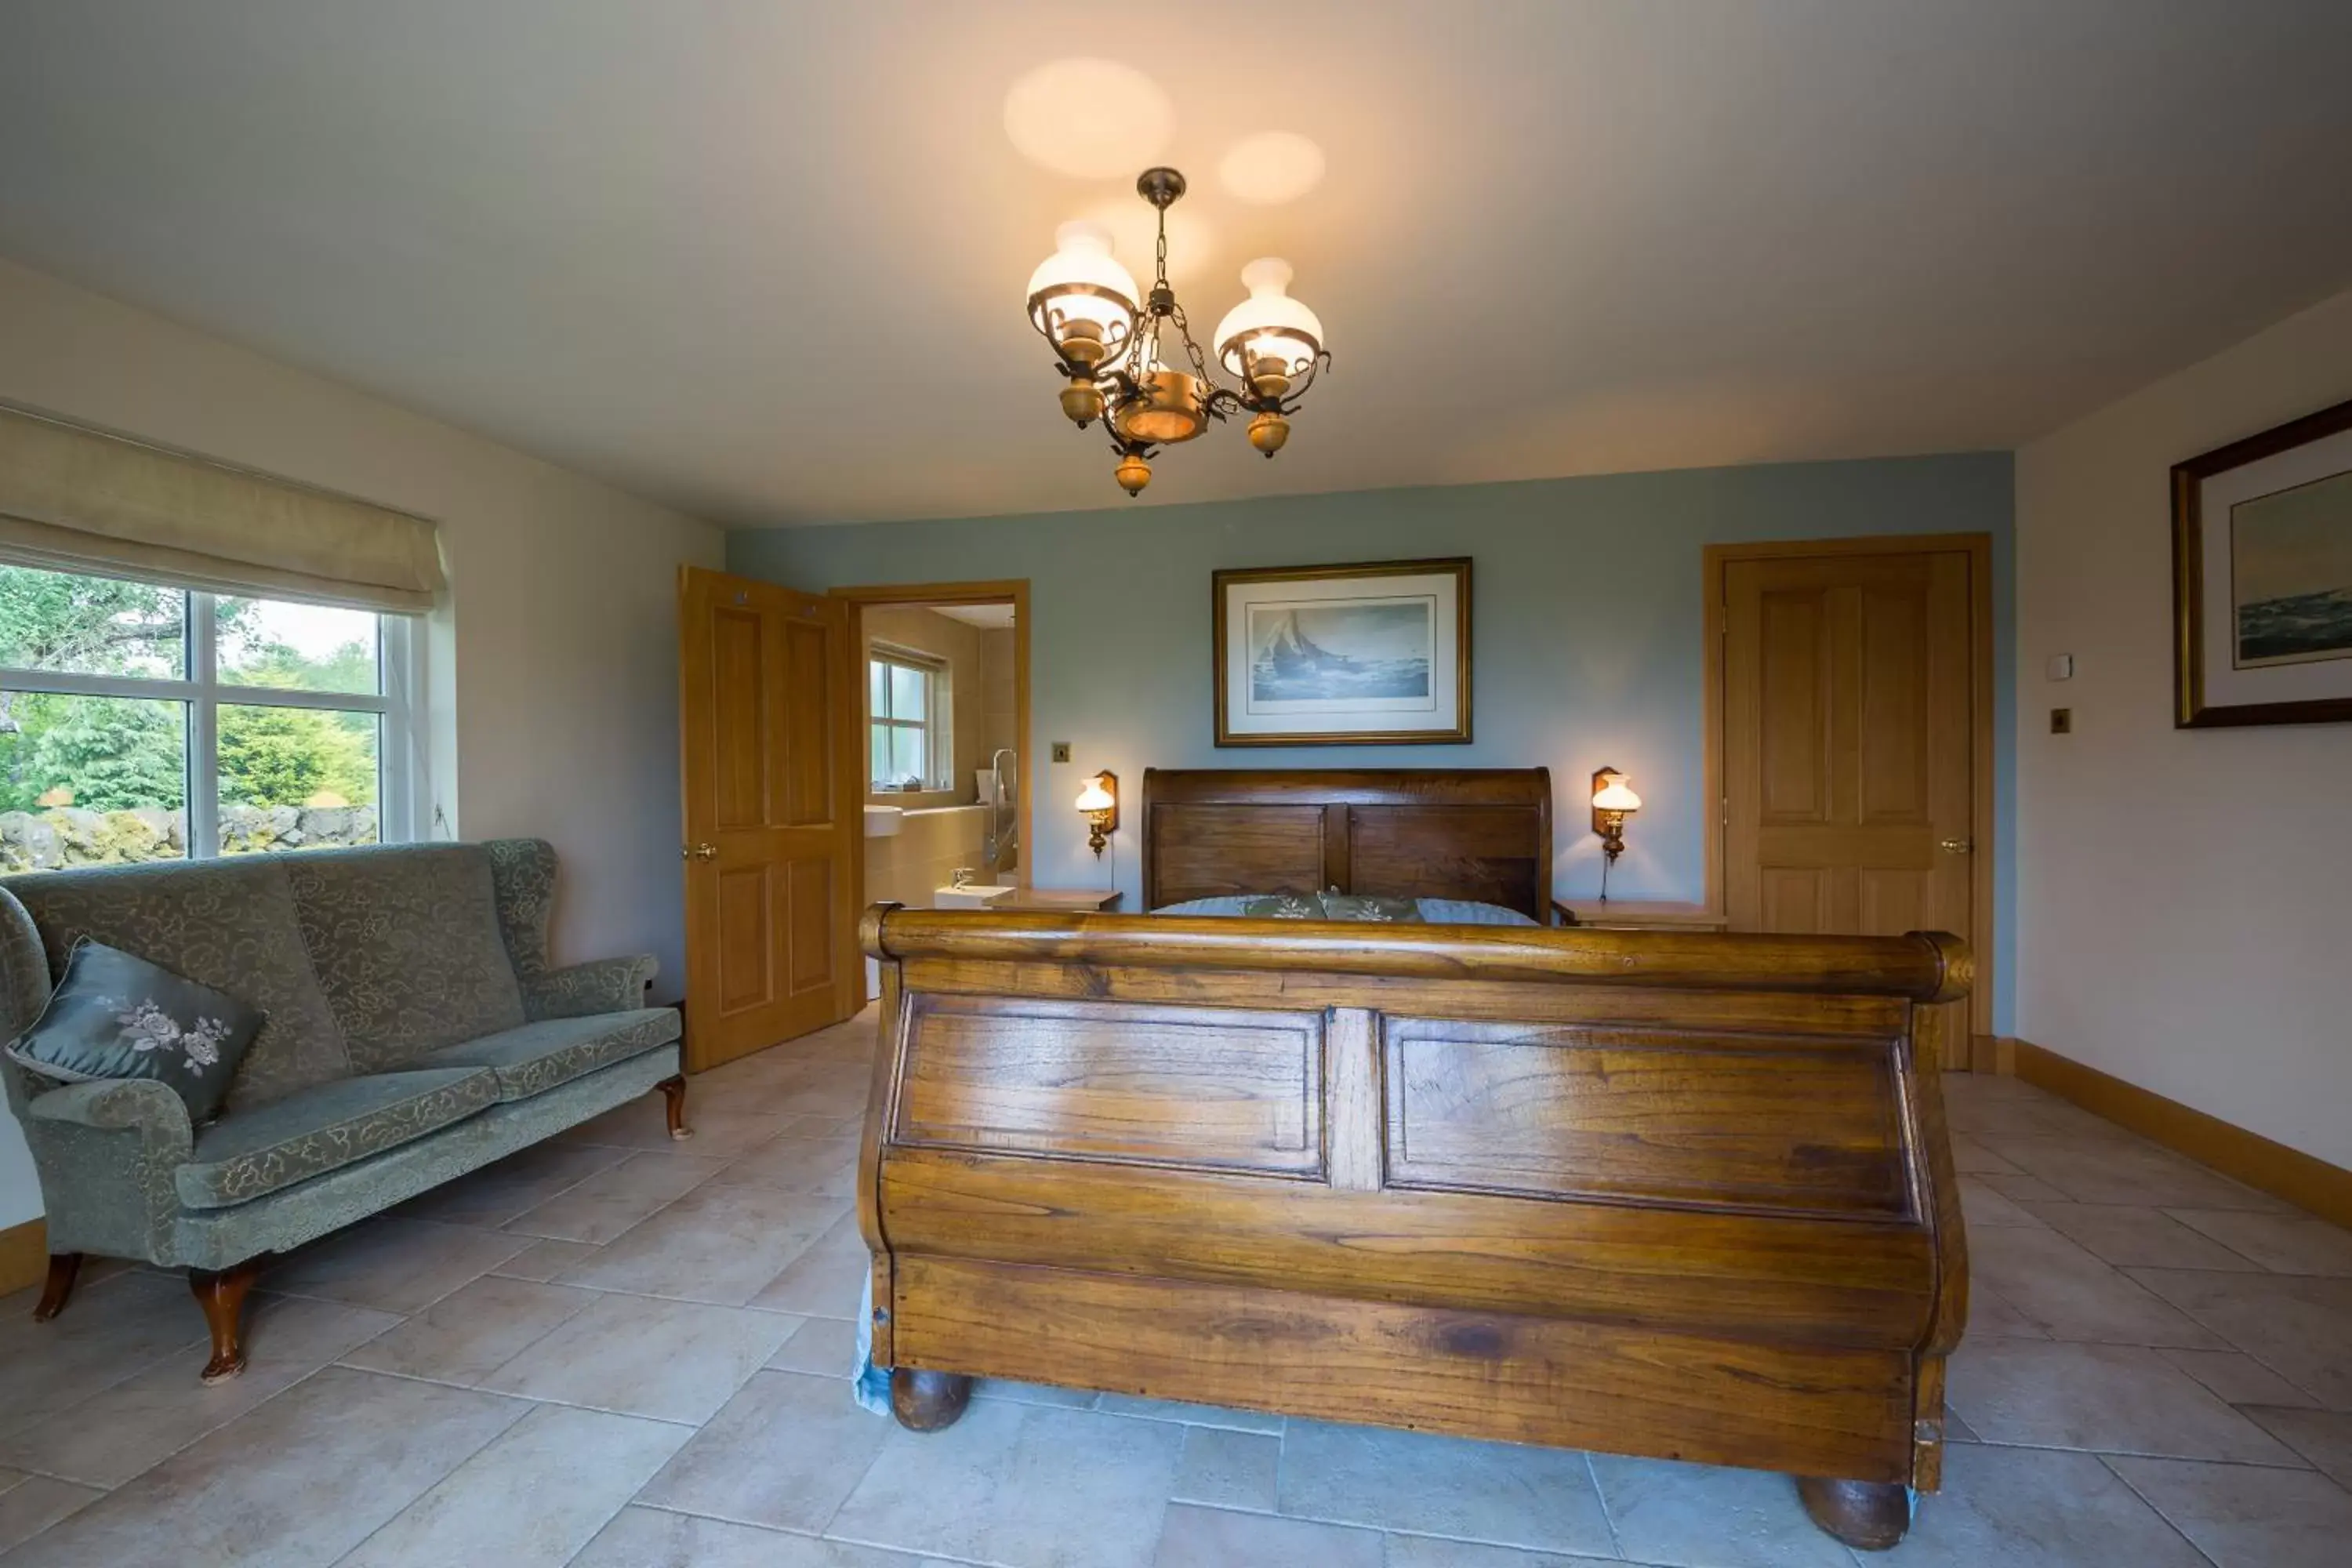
855;768;1969;1551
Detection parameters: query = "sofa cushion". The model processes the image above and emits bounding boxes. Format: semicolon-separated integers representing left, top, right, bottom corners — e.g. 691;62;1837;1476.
3;858;351;1112
283;845;528;1073
174;1065;499;1210
5;939;264;1122
415;1007;681;1103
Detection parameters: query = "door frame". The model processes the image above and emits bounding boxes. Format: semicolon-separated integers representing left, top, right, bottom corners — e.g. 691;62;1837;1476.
830;579;1033;933
1702;533;1996;1051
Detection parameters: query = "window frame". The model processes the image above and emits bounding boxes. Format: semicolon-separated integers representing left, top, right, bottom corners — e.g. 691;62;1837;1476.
0;577;424;858
868;645;947;793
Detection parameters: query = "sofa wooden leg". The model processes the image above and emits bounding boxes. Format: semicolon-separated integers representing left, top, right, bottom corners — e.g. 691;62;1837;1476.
659;1074;692;1140
189;1260;265;1385
890;1368;972;1432
31;1254;82;1322
1796;1476;1911;1551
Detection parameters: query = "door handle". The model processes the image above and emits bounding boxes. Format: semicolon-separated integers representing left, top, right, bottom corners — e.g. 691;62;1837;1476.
684;842;718;862
1938;838;1972;855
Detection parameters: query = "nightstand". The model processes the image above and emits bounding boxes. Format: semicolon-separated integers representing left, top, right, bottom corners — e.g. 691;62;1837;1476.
999;887;1124;913
1552;898;1729;932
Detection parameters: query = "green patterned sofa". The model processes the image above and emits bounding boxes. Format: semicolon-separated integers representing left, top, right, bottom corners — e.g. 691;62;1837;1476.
0;839;686;1381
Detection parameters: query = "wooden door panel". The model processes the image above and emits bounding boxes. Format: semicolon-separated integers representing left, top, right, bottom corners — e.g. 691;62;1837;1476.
1857;583;1929;824
1758;589;1831;824
681;567;859;1070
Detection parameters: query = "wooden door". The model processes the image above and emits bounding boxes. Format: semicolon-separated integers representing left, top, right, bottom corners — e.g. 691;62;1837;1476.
677;567;860;1070
1720;546;1984;1054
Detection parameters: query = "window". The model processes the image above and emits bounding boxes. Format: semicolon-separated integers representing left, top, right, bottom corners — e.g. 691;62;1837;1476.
1;564;420;873
869;648;946;792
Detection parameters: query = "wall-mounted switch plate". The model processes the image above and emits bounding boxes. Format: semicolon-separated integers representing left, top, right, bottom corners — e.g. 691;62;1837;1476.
2050;707;2072;735
2047;654;2074;681
1051;742;1073;764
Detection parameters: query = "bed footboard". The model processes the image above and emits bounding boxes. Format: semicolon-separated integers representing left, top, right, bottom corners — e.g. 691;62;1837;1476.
856;907;1969;1551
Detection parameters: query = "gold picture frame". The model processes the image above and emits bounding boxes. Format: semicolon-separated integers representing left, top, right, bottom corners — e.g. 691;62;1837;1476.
1213;557;1472;746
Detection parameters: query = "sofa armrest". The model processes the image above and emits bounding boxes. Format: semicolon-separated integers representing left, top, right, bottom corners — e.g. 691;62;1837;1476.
522;954;657;1022
21;1078;193;1262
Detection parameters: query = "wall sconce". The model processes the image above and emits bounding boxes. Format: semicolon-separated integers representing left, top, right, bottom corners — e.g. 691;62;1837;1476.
1075;771;1119;857
1591;768;1641;898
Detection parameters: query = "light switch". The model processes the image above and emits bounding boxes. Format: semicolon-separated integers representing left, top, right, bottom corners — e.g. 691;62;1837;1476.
2046;654;2074;681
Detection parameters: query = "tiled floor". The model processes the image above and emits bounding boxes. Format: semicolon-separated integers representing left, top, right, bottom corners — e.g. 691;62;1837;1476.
4;1015;2350;1566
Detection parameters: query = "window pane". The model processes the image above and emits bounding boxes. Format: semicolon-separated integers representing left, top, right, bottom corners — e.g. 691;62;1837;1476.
869;659;889;720
0;691;187;872
889;724;924;788
216;596;379;695
216;704;379;855
0;565;185;678
891;662;927;722
870;724;891;789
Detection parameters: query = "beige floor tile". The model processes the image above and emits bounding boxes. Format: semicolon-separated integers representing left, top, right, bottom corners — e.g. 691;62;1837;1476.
2131;1269;2352;1408
560;1181;848;1305
572;1506;942;1566
635;1369;893;1532
2244;1406;2352;1488
392;1142;628;1229
1969;1171;2070;1205
1588;1454;1852;1566
1156;1501;1383;1566
1945;1338;2303;1463
1171;1427;1279;1512
0;1272;205;1440
829;1399;1184;1567
562;1096;798;1159
1097;1392;1284;1432
1962;1279;2051;1339
1969;1225;2224;1347
492;1236;602;1281
1380;1537;1614;1567
2;1367;528;1568
1958;1178;2048;1229
338;1402;688;1567
972;1377;1100;1408
2015;1200;2265;1271
2166;1209;2352;1276
766;1314;857;1376
2107;1454;2352;1568
715;1131;862;1196
1277;1418;1615;1556
1988;1135;2289;1210
0;1295;398;1488
499;1149;727;1243
0;1475;101;1555
747;1210;870;1319
477;1291;793;1424
2159;1346;2323;1408
339;1273;598;1385
1947;1134;2022;1174
1873;1442;2206;1566
262;1215;535;1313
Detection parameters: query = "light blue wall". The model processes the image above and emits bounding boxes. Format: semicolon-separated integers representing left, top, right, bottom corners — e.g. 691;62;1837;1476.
731;453;2016;1029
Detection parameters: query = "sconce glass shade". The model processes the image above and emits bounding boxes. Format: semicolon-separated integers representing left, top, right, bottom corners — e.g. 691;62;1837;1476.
1212;257;1324;382
1592;776;1642;813
1027;221;1140;368
1075;779;1116;813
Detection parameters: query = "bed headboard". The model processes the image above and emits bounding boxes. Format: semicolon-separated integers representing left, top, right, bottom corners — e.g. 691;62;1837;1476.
1140;768;1554;919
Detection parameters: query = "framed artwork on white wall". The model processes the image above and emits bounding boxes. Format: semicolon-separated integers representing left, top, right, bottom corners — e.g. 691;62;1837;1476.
2173;395;2352;728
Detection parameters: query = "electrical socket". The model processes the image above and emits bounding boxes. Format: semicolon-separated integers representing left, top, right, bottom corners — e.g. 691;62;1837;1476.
1051;742;1073;764
2050;708;2072;735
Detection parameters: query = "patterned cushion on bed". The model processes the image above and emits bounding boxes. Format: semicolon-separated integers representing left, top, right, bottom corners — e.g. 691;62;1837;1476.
1319;895;1421;922
1239;894;1324;920
1416;898;1541;927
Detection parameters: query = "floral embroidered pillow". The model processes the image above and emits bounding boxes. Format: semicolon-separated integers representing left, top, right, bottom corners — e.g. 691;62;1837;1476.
5;940;263;1123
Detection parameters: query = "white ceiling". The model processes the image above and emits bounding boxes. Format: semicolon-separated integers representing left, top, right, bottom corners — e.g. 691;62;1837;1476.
2;2;2350;528
931;604;1017;630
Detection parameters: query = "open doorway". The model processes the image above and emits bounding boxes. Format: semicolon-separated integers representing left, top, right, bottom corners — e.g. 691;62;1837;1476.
836;581;1029;994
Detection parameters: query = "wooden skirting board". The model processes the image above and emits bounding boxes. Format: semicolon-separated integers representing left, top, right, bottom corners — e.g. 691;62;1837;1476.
2008;1040;2352;1230
0;1216;46;1297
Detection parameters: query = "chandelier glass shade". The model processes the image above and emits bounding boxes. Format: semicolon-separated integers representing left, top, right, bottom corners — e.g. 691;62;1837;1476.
1027;167;1328;495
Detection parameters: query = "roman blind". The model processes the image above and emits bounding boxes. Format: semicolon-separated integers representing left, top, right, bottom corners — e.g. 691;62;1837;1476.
0;403;446;613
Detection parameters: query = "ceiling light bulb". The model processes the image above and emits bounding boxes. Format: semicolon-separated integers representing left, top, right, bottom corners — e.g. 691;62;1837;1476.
1213;257;1323;383
1027;221;1139;368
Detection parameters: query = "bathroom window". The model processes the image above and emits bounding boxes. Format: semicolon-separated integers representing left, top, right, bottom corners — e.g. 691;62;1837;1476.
869;648;946;793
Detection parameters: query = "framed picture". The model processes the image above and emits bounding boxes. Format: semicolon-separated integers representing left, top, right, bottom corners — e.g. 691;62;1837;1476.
1213;557;1471;746
2174;396;2352;728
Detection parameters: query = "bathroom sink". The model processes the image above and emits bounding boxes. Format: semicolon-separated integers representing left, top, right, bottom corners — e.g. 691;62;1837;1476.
933;884;1017;909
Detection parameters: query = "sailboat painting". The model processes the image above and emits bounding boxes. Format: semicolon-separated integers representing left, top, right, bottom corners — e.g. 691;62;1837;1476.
1214;558;1472;745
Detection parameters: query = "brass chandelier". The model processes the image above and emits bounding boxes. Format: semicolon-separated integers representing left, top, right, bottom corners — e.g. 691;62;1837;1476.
1025;167;1328;496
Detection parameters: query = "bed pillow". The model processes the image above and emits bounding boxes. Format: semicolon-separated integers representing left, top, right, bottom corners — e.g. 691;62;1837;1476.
1238;894;1324;919
4;939;263;1122
1319;895;1421;922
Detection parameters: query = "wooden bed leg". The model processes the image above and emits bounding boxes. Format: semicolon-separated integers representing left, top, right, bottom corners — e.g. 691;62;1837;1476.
890;1368;972;1432
1796;1476;1911;1551
189;1260;264;1385
659;1074;692;1140
31;1254;82;1322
